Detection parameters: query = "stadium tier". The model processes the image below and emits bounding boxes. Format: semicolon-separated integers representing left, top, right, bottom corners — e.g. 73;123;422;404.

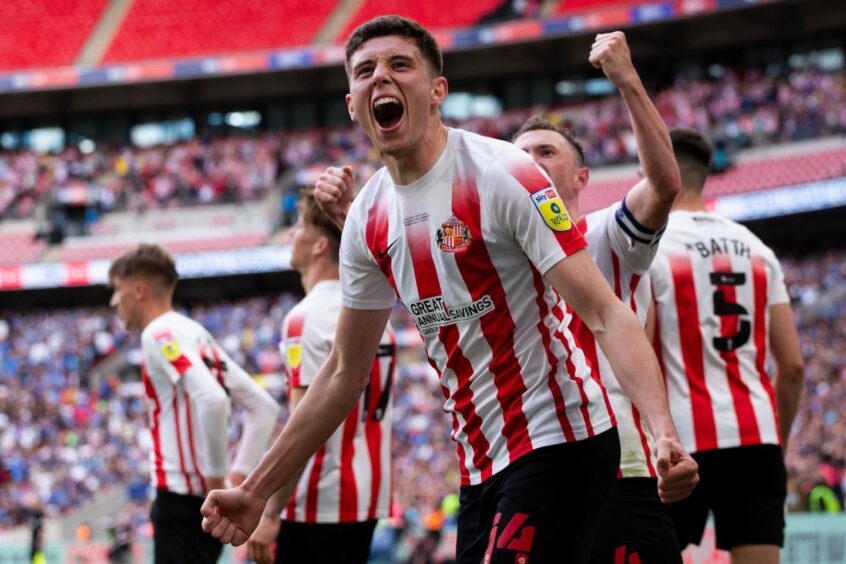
101;0;338;63
0;0;107;72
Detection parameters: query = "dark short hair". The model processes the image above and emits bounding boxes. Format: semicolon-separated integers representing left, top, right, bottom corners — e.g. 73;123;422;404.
299;187;341;262
345;15;443;78
108;244;178;290
513;115;586;166
670;128;712;169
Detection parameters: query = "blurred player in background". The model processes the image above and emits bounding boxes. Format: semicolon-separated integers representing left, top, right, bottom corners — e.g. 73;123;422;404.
649;129;804;563
512;31;683;564
245;189;396;564
201;16;697;563
108;244;280;564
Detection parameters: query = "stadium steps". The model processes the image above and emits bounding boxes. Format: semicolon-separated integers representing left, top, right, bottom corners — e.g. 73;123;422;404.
314;0;366;45
78;0;135;66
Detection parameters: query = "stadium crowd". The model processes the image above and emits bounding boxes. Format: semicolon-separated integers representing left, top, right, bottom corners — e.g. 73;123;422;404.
1;248;845;541
1;63;844;223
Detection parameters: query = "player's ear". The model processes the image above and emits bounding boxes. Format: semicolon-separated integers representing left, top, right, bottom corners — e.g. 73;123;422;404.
575;166;590;192
431;76;448;107
346;93;356;121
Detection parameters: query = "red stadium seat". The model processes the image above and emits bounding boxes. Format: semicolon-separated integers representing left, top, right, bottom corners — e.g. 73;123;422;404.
0;0;107;71
102;0;337;63
0;231;46;265
338;0;509;41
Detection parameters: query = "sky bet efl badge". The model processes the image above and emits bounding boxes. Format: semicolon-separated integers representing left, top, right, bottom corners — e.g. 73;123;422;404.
531;187;571;231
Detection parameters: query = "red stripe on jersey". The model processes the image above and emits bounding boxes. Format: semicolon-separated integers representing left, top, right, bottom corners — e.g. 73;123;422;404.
170;354;192;376
365;357;384;520
626;273;654;474
305;445;326;522
670;256;718;451
631;404;657;477
567;309;615;428
286;313;305;387
611;251;623;297
171;386;194;495
183;392;208;492
451;174;533;464
629;274;641;312
712;255;760;446
529;264;576;441
142;365;167;489
552;304;596;435
752;256;779;440
365;200;398;294
651;296;668;391
505;158;586;256
406;220;493;484
284;484;298;520
338;402;360;522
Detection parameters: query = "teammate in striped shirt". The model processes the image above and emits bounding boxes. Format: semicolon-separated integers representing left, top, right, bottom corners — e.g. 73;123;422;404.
108;244;280;564
649;129;804;563
201;16;698;563
513;31;683;564
245;190;395;564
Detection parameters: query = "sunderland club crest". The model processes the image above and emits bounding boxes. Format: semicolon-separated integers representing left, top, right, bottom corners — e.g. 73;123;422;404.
437;216;471;253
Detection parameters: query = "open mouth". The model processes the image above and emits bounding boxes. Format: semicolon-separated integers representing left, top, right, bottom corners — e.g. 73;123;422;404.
373;96;404;130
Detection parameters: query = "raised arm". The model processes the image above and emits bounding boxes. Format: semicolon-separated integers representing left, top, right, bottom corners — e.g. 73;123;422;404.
768;303;804;452
591;31;680;228
201;306;392;546
545;250;698;502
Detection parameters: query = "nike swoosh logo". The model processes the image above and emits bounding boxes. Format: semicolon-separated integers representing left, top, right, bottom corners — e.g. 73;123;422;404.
377;237;400;260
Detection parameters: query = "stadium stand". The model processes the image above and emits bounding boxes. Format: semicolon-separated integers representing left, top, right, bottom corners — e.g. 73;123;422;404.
338;0;514;41
0;231;46;266
0;0;107;71
101;0;337;63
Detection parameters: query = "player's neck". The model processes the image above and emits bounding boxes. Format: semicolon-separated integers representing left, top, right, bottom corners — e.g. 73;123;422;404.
566;196;583;225
139;301;173;330
671;189;707;212
382;124;448;186
301;262;340;294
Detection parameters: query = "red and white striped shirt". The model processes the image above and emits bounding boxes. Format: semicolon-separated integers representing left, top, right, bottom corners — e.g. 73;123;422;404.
141;311;280;496
650;211;789;453
568;199;663;478
280;280;395;523
340;128;614;486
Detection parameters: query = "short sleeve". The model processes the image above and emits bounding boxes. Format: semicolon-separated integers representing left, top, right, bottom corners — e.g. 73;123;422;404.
143;330;194;385
486;150;586;275
339;202;397;310
765;248;790;306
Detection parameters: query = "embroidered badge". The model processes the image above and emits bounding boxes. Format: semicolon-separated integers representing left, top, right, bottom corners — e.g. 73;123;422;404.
436;216;471;253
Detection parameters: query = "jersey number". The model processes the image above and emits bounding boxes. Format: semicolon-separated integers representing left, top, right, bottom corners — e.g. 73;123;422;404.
709;272;750;352
361;343;395;422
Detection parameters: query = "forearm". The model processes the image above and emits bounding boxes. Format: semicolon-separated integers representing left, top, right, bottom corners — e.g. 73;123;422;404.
775;369;803;448
262;465;306;518
241;356;368;501
230;394;281;476
595;303;676;440
617;78;679;203
192;388;231;478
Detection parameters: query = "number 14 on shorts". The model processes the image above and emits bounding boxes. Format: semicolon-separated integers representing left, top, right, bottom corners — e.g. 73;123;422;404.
484;512;536;563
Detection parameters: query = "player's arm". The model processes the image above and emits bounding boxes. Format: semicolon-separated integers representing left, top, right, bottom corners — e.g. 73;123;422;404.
201;306;392;546
590;32;680;229
149;332;230;489
314;165;355;230
545;250;698;502
769;303;804;452
220;354;281;485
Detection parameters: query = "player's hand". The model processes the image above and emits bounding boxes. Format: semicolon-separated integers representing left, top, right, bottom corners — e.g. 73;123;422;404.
246;514;281;564
200;486;266;546
588;31;637;87
314;165;355;230
228;472;246;487
654;437;699;503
